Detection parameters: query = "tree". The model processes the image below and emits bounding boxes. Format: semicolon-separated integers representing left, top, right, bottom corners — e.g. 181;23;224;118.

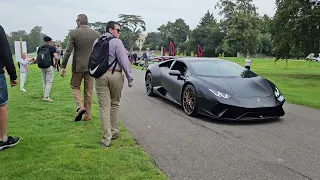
28;26;44;52
157;19;191;51
199;10;217;26
188;10;224;57
119;27;135;50
271;0;320;60
216;0;260;56
143;32;162;50
7;30;30;53
118;14;146;51
61;29;73;49
88;21;107;34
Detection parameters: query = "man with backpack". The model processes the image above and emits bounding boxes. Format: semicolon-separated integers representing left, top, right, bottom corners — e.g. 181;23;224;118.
36;36;59;102
61;14;100;122
89;21;133;148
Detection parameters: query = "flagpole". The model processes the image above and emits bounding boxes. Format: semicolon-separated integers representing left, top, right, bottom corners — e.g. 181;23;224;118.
20;37;23;58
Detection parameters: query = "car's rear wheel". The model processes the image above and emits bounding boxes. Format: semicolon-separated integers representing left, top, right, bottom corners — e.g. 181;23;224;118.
182;85;198;116
145;72;155;96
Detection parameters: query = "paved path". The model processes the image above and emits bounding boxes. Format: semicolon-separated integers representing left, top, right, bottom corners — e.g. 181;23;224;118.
118;68;320;180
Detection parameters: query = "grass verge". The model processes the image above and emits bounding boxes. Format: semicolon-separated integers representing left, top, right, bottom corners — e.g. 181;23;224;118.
0;64;167;180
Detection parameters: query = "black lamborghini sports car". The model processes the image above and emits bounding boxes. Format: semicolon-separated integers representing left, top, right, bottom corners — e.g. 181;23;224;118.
144;57;286;120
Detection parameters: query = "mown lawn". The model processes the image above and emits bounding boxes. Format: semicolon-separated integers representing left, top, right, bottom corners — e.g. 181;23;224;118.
133;57;320;109
0;64;167;180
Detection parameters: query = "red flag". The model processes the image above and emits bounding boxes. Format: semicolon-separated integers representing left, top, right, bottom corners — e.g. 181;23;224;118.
197;44;203;57
169;41;175;56
162;47;166;56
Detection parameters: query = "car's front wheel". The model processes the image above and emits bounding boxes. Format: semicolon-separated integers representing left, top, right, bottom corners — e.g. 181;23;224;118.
145;72;155;96
182;85;198;116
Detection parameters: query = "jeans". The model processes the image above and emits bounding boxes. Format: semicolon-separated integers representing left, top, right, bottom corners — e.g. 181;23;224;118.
0;74;8;106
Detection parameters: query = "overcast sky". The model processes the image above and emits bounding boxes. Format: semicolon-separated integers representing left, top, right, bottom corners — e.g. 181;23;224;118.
0;0;276;41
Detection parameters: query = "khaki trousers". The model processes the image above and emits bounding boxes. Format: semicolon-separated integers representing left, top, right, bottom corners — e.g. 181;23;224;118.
95;71;124;143
41;66;54;98
70;71;93;116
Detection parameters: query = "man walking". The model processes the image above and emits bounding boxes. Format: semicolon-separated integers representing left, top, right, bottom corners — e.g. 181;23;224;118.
0;25;19;150
54;43;63;72
61;14;100;122
37;36;59;102
94;21;133;147
141;48;149;70
244;55;252;70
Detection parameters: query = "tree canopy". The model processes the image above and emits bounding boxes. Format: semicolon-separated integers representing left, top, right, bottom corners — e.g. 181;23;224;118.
5;1;320;59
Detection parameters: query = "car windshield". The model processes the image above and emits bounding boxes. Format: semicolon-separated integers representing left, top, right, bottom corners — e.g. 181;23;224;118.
189;60;258;78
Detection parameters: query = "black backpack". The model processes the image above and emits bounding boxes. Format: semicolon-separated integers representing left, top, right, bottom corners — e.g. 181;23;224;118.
37;46;52;68
88;36;118;78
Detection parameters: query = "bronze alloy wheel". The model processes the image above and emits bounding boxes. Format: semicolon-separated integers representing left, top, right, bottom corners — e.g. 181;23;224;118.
182;85;198;116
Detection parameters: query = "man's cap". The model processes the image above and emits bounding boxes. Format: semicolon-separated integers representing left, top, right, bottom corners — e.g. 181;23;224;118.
43;36;52;42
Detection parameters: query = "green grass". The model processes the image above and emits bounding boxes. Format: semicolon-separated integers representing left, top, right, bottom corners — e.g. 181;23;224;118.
0;64;167;180
133;57;320;110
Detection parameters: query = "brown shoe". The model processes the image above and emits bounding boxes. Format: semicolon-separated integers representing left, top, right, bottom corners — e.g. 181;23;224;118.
75;107;86;122
83;114;91;121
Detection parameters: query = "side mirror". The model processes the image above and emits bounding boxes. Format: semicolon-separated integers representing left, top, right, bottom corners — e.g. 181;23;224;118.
169;70;181;76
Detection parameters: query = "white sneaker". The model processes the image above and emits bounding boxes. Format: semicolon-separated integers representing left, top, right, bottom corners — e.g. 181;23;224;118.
20;88;27;92
43;97;53;102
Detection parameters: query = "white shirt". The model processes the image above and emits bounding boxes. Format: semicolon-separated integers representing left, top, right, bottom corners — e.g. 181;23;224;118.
245;58;251;66
18;58;32;73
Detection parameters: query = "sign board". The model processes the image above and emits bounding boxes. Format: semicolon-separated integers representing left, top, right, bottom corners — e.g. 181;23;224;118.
14;41;27;62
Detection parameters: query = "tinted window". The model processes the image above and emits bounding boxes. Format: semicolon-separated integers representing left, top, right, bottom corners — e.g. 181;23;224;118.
171;61;188;76
189;60;257;78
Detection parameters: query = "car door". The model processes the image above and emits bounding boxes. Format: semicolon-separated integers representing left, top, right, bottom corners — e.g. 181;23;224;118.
162;60;188;103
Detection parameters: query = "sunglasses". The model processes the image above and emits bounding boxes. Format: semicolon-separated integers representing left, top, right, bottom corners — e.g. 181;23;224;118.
115;28;121;33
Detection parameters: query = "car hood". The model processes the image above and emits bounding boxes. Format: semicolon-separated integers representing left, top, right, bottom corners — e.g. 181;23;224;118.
197;76;273;98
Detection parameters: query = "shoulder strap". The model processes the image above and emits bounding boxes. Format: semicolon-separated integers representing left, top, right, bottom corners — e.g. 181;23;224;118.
106;37;114;41
111;58;118;74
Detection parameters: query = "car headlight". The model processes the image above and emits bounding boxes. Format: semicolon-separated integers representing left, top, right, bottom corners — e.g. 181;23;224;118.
274;87;285;102
274;87;280;97
209;89;231;99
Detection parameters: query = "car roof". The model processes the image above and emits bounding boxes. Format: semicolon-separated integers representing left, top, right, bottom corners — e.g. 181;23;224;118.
175;57;229;63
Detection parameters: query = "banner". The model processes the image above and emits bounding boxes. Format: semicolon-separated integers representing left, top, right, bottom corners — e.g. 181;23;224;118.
197;43;203;57
162;47;166;56
169;40;175;56
14;41;27;62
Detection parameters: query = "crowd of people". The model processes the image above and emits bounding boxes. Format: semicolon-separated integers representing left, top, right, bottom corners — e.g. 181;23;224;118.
0;14;133;150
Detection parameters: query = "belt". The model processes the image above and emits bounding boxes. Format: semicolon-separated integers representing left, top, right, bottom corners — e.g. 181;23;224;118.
108;69;122;72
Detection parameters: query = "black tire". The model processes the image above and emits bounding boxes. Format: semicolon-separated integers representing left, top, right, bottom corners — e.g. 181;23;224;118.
145;72;155;96
182;84;198;116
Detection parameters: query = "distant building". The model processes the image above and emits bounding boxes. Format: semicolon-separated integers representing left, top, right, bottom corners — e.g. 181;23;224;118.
135;34;147;51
